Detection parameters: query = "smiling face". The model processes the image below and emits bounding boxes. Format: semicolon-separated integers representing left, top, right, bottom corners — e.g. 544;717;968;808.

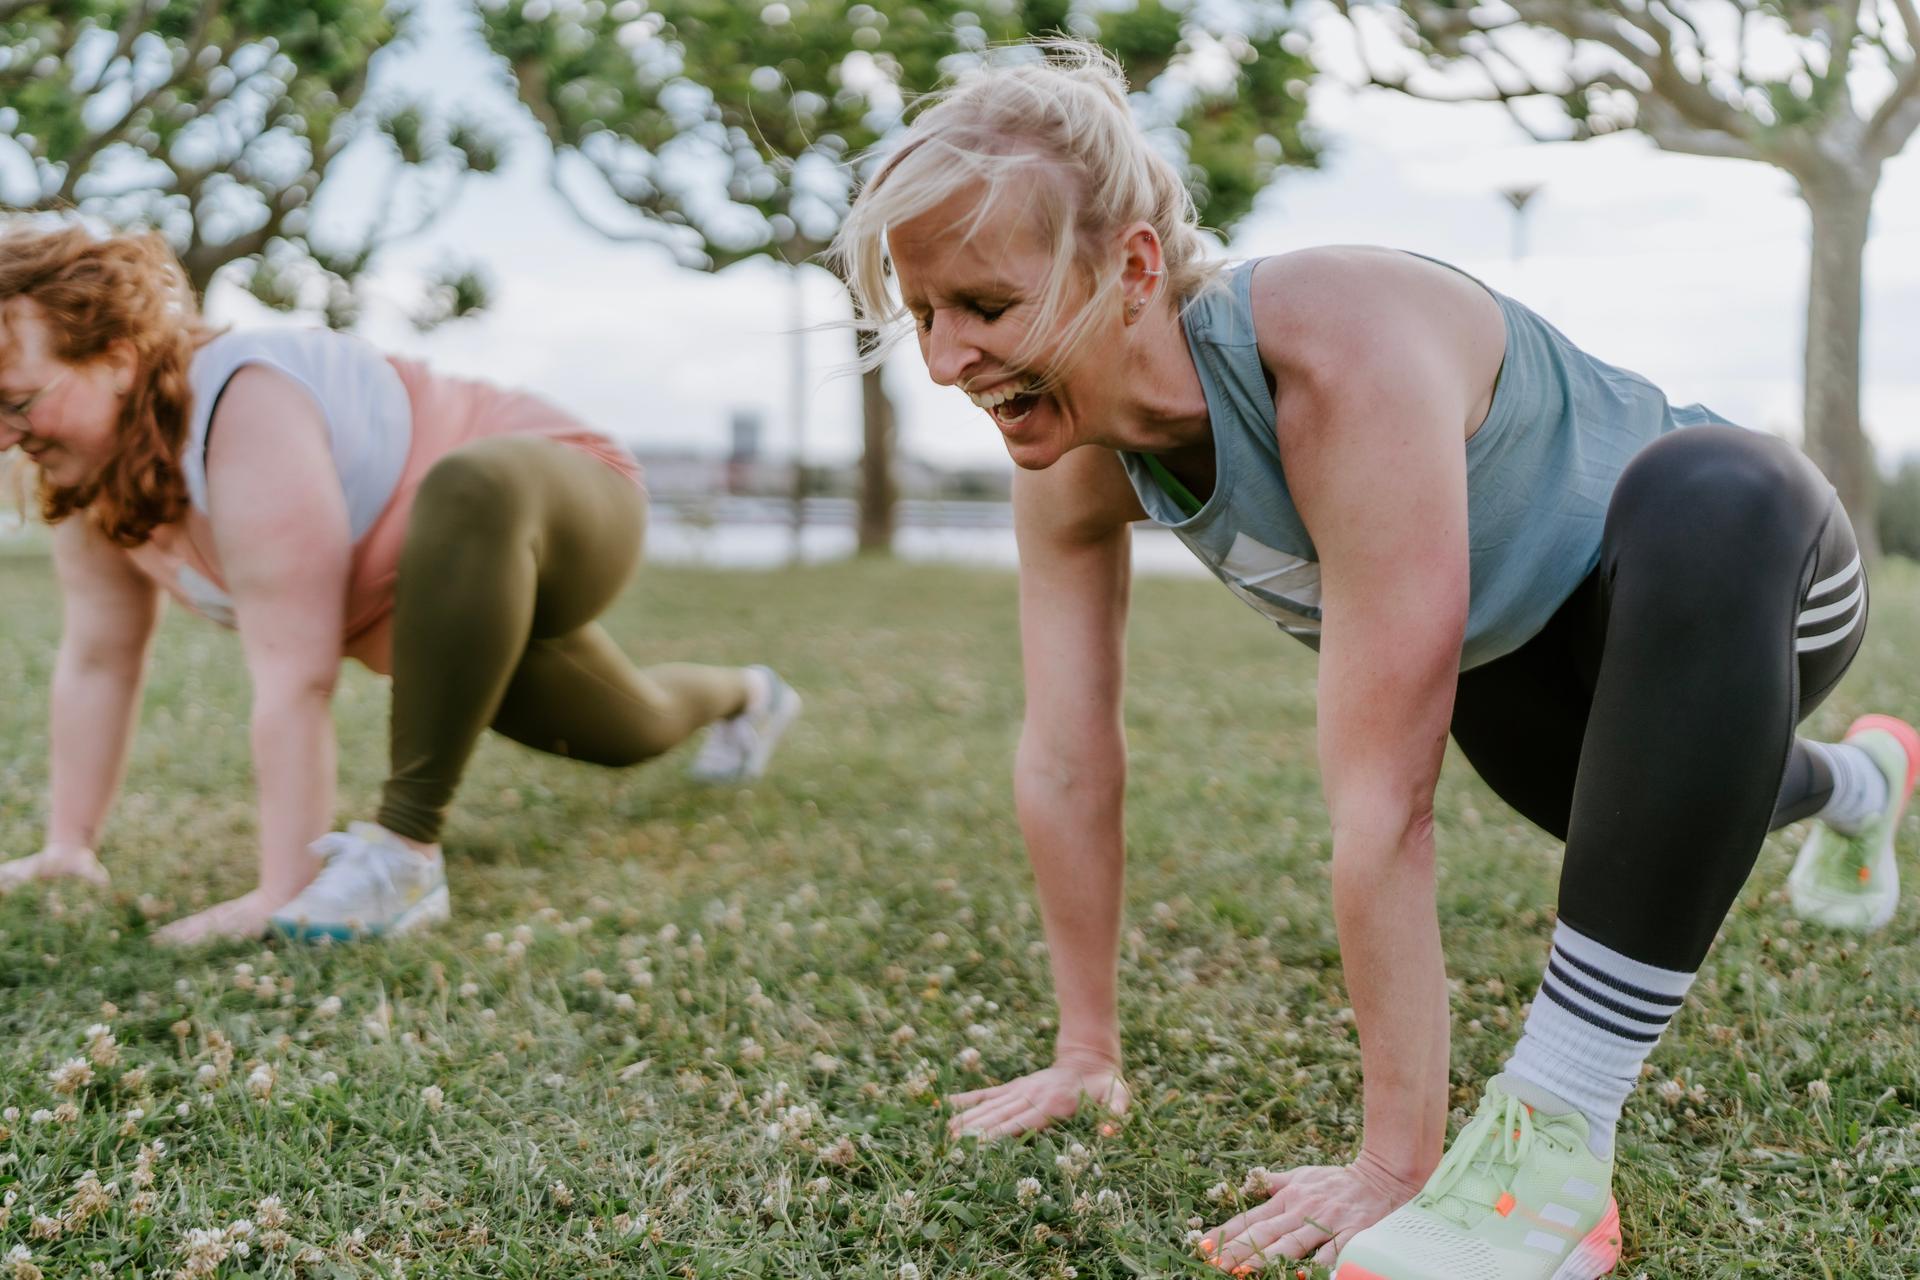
889;184;1132;471
0;296;127;490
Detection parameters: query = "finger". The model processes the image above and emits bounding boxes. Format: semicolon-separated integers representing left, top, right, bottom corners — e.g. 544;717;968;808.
948;1094;1029;1137
1262;1167;1300;1194
1210;1190;1299;1261
1312;1229;1358;1269
1092;1078;1133;1115
1270;1218;1335;1262
1215;1202;1314;1267
978;1101;1055;1138
945;1082;1013;1108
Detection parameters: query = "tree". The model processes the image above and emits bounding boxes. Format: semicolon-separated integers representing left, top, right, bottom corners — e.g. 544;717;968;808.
0;0;499;328
1882;456;1920;561
1335;0;1920;556
480;0;1318;553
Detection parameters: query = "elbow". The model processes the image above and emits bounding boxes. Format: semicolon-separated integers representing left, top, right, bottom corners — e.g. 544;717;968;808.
251;672;338;719
1328;800;1437;893
1015;727;1125;799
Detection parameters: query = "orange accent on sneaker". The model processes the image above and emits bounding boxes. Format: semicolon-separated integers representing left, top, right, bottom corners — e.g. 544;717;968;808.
1496;1192;1517;1217
1334;1266;1392;1280
1859;865;1873;882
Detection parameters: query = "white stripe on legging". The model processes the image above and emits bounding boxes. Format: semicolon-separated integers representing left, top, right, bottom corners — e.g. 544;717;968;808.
1798;581;1865;627
1806;553;1862;599
1796;606;1866;653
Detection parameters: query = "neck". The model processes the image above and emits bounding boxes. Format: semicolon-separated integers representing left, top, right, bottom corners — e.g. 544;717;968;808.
1107;301;1211;454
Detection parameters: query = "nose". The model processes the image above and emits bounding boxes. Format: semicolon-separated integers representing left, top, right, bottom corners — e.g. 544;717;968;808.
922;311;980;388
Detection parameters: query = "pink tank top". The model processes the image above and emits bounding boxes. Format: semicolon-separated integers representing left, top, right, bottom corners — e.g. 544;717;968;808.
124;355;643;675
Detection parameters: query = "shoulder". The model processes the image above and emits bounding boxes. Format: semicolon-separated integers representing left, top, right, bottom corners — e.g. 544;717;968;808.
206;363;327;442
1250;248;1437;368
1248;248;1503;428
202;362;333;499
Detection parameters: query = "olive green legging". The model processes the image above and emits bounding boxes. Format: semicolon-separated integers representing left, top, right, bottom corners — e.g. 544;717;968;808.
376;436;751;844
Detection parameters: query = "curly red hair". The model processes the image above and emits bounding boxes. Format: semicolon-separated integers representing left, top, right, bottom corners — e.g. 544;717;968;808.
0;222;218;546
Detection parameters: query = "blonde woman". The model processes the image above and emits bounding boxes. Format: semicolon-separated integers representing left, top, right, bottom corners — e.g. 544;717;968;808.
832;42;1914;1279
0;223;799;944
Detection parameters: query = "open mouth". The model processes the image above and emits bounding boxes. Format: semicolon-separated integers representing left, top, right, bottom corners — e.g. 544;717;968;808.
992;393;1039;426
968;379;1041;428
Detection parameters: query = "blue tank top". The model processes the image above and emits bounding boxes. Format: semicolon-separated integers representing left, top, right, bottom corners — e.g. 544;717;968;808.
1118;257;1736;670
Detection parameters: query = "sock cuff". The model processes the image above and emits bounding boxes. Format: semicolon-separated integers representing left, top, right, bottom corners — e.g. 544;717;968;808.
1552;921;1697;1001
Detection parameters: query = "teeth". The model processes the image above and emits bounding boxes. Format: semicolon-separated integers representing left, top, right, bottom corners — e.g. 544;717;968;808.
967;380;1034;410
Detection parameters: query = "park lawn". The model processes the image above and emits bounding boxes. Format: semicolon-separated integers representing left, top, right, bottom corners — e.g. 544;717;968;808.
0;549;1916;1280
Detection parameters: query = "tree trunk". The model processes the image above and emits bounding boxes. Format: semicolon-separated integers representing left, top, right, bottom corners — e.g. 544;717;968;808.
857;334;897;555
1799;174;1881;558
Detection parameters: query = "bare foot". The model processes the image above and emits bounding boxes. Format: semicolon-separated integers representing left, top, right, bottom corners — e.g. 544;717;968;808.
151;889;289;946
0;846;112;893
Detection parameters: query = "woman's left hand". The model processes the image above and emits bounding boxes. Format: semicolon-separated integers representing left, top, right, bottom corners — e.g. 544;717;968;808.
1201;1155;1422;1272
152;888;289;946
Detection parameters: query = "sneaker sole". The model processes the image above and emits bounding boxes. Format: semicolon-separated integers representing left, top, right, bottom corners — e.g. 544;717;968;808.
271;883;451;942
1333;1199;1621;1280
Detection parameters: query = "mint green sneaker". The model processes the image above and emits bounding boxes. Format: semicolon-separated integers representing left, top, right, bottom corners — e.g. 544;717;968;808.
1334;1077;1621;1280
1787;715;1919;933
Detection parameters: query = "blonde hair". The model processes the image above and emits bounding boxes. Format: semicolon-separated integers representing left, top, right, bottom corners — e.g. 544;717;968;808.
0;221;217;546
832;40;1221;382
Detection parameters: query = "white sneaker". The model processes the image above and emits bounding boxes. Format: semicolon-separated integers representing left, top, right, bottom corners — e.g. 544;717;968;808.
1788;714;1919;933
270;822;450;941
687;665;802;784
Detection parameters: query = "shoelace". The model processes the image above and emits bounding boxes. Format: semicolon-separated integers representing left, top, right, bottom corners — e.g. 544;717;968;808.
1420;1090;1535;1228
304;831;403;913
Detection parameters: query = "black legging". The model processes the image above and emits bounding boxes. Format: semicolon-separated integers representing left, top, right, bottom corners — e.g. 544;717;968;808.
1450;426;1866;971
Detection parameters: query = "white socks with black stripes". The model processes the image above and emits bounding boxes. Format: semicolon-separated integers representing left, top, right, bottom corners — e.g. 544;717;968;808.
1807;740;1892;835
1504;922;1696;1158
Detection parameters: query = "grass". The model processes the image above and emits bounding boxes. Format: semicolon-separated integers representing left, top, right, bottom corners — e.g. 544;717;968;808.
1;550;1916;1279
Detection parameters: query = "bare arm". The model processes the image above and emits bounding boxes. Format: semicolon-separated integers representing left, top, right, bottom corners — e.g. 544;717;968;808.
1286;324;1470;1189
1209;251;1495;1268
179;366;352;923
45;518;160;852
946;446;1145;1138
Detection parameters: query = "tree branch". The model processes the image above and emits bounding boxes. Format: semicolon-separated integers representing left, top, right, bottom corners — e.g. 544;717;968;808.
1636;96;1766;161
1865;0;1920;157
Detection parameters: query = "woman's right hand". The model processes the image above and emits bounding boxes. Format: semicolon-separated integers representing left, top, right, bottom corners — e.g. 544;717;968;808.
0;844;111;892
945;1052;1132;1139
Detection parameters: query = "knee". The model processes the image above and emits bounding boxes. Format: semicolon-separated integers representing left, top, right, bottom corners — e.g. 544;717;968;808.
411;447;529;541
1607;428;1825;576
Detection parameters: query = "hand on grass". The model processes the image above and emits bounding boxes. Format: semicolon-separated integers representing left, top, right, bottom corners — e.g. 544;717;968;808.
0;845;111;893
152;888;287;946
945;1052;1131;1139
1201;1155;1422;1272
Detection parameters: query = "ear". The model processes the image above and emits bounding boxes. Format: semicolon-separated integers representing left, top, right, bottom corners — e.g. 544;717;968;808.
1115;222;1165;323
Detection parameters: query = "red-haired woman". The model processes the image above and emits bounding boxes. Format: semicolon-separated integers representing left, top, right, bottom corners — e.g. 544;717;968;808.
0;222;798;944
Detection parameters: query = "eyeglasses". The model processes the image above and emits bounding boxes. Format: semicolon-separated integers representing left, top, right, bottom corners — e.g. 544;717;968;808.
0;367;70;436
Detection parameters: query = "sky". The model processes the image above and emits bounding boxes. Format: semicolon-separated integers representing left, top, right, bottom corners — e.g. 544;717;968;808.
223;0;1920;472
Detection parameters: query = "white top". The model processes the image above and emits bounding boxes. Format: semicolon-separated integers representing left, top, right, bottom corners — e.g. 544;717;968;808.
182;328;413;542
